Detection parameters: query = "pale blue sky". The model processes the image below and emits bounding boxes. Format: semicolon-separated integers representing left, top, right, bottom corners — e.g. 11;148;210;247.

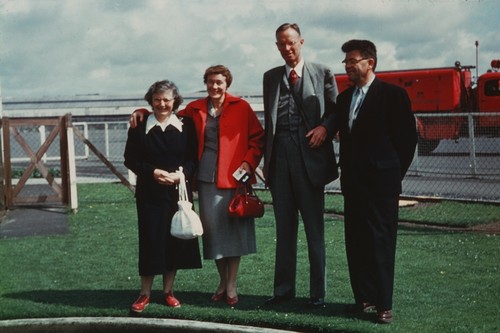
1;0;498;98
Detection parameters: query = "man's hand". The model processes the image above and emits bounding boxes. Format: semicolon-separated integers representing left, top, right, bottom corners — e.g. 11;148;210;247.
305;125;328;148
129;108;149;128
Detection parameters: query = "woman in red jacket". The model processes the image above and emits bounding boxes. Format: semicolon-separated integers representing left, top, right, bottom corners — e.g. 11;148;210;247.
131;65;264;306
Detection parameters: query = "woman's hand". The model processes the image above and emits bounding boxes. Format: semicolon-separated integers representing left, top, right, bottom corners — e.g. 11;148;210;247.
239;161;252;174
153;169;180;186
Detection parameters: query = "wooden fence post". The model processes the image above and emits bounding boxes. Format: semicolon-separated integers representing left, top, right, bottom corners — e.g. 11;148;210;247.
66;114;78;212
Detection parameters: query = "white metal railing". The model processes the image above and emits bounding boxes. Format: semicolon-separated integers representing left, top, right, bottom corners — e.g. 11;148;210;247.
9;121;129;163
7;114;500;179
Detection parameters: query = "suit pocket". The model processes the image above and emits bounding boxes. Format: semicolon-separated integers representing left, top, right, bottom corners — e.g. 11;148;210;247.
375;159;400;169
369;160;402;195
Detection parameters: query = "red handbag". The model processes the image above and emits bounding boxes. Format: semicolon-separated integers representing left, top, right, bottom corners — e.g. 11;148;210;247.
228;182;265;218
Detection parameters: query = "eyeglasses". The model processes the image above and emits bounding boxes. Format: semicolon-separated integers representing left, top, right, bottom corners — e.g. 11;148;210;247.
152;97;174;104
342;57;370;66
276;40;300;49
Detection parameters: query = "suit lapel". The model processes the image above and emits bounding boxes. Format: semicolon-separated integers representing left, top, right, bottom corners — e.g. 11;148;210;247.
357;77;379;117
351;78;380;132
269;66;286;134
301;62;315;109
299;62;320;128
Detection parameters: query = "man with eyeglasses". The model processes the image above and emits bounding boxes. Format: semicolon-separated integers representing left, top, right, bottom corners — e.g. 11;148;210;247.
336;39;417;324
262;23;338;308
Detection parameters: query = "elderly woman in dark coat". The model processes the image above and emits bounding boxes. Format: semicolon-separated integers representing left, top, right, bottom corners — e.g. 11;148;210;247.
124;80;201;313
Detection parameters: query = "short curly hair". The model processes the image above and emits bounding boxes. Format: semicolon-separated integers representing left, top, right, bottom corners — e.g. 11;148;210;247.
203;65;233;88
144;80;183;110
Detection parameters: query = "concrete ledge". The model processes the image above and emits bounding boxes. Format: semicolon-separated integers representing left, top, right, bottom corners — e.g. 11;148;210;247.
0;317;298;333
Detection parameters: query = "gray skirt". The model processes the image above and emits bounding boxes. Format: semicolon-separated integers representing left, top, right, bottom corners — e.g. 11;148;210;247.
198;181;257;260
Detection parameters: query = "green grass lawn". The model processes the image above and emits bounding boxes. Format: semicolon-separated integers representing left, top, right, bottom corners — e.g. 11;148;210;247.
0;183;499;332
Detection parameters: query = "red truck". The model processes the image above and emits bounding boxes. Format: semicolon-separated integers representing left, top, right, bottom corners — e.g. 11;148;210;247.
335;60;500;154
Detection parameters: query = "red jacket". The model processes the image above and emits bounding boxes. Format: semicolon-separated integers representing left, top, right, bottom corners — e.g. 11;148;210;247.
178;94;264;188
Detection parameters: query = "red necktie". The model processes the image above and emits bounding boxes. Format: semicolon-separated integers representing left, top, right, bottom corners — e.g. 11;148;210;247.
289;69;298;86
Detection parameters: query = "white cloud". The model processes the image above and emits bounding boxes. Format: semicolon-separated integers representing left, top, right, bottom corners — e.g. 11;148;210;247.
0;0;32;14
0;0;498;98
89;67;111;80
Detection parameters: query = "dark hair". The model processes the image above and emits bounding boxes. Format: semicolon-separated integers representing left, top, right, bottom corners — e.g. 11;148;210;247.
275;23;301;37
341;39;378;70
144;80;183;110
203;65;233;88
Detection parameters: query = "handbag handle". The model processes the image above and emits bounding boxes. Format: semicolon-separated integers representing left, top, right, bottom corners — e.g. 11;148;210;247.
234;181;257;200
176;167;188;201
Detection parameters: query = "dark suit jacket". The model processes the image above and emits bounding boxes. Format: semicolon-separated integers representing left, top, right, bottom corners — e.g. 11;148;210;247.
263;62;339;188
335;77;417;197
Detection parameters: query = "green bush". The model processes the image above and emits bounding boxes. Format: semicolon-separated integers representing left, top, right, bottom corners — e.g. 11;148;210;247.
10;167;61;179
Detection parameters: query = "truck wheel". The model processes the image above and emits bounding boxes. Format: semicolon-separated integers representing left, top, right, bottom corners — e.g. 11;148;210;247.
418;138;440;155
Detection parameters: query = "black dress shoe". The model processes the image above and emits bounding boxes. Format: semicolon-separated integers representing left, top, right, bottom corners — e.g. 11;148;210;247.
264;294;294;305
308;297;325;308
344;302;376;314
377;310;393;324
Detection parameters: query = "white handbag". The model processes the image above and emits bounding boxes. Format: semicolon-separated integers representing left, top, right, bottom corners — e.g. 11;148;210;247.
170;167;203;239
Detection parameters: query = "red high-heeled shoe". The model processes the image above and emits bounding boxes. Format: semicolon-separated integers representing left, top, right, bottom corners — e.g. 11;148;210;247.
226;295;239;306
211;291;226;302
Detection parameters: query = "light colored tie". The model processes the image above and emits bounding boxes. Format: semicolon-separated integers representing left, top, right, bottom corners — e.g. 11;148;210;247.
349;88;363;130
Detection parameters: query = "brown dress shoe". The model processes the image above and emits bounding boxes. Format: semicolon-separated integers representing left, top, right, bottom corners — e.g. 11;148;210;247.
377;310;393;324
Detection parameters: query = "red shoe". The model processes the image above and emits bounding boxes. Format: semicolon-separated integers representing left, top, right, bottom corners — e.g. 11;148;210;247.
226;295;239;306
131;294;150;313
211;291;226;302
165;291;181;308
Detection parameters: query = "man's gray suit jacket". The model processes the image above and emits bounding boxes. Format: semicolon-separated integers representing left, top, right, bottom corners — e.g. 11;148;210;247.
262;61;339;188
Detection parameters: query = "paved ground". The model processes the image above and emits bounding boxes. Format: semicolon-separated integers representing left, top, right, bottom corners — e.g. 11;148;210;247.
0;206;69;238
0;317;300;333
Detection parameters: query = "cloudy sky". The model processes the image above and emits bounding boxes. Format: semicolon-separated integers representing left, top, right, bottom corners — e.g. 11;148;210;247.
0;0;498;99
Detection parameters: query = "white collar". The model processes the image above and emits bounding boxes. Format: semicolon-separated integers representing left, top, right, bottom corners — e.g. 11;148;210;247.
357;75;376;94
286;58;305;78
145;113;183;134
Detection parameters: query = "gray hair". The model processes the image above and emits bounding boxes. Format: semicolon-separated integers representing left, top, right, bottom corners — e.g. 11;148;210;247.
144;80;183;110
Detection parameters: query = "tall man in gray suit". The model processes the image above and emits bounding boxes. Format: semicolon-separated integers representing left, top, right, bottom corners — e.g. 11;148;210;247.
262;23;338;307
